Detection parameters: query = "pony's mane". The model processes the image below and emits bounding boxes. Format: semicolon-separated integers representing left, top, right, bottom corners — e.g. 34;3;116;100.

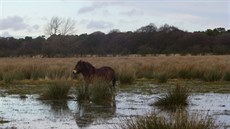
81;61;95;74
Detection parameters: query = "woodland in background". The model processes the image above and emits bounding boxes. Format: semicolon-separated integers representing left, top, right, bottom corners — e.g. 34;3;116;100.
0;23;230;57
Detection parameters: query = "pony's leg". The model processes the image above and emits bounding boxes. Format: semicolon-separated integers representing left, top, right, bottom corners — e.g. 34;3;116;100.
110;85;116;107
84;82;90;100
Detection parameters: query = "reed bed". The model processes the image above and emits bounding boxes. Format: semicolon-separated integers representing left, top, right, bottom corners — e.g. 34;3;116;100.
0;55;230;83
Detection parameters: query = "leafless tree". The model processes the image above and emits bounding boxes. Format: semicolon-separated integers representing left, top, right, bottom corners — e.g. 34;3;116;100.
45;16;76;36
60;18;76;35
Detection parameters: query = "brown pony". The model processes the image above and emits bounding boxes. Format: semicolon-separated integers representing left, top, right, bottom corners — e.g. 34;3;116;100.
72;60;116;87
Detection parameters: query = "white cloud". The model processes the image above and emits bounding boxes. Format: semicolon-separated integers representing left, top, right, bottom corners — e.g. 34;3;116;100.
120;9;143;17
78;2;108;14
0;16;28;31
87;20;113;29
0;16;40;32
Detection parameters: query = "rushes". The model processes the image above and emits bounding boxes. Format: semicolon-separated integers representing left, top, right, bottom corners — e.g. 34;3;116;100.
40;81;71;100
120;111;217;129
75;81;115;107
119;70;135;84
154;84;189;108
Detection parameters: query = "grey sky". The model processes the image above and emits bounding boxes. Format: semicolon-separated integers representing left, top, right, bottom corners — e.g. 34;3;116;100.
0;0;229;37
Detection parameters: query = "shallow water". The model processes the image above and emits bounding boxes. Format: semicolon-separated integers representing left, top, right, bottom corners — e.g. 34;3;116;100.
0;92;230;129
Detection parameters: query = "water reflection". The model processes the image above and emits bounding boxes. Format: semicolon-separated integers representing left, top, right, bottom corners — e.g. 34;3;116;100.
40;99;117;128
75;103;116;128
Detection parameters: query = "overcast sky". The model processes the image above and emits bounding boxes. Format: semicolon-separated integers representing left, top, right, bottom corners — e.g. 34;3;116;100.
0;0;229;38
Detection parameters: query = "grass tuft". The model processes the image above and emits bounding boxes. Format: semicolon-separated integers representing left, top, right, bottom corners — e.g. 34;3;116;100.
154;84;189;108
203;70;223;82
89;81;114;106
40;81;71;100
156;73;168;83
75;81;115;107
223;71;230;81
120;111;217;129
75;84;90;103
119;71;135;84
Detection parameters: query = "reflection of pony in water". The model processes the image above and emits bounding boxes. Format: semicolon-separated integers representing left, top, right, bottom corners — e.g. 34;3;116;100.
73;60;117;108
75;104;116;128
72;60;116;87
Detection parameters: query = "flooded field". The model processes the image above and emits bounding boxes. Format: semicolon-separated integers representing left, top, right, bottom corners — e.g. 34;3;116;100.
1;90;230;129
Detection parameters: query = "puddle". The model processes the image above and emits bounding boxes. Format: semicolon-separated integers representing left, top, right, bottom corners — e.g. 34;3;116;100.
0;93;230;128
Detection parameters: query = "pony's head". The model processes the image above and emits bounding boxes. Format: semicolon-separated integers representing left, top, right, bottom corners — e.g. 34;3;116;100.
73;60;95;76
73;60;84;75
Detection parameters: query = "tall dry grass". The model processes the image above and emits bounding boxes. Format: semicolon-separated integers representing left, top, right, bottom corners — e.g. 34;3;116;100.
0;55;230;83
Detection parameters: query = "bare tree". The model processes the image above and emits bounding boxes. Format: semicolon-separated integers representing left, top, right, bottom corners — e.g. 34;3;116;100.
60;18;76;35
45;16;76;36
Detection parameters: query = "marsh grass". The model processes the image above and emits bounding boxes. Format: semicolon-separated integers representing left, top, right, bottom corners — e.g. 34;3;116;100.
40;81;71;100
89;81;114;106
119;70;135;84
2;71;25;83
0;56;230;83
154;84;189;108
223;72;230;81
136;65;155;79
156;73;168;83
120;111;217;129
75;81;115;106
203;70;223;82
0;118;10;124
75;84;90;103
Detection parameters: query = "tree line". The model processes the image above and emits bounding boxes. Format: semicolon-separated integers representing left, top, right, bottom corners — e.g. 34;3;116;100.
0;23;230;57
